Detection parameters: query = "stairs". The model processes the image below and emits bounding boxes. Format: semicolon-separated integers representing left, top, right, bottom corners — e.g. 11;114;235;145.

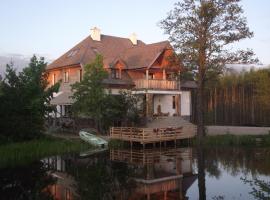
146;117;197;136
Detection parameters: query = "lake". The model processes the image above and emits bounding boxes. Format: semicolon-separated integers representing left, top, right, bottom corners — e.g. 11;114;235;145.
0;146;269;200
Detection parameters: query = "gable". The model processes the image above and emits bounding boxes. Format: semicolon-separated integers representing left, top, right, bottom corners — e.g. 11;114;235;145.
149;48;182;71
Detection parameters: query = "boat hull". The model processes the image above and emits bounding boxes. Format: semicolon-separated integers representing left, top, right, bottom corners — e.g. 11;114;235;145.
79;130;108;148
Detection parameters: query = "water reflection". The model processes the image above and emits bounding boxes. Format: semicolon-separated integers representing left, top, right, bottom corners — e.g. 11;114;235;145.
0;147;270;200
0;160;56;200
110;147;196;199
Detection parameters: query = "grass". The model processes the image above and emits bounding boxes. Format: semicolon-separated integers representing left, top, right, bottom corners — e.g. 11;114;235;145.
0;136;92;168
192;134;270;147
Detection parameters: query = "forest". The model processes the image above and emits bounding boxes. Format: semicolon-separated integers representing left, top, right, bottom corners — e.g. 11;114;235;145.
203;67;270;126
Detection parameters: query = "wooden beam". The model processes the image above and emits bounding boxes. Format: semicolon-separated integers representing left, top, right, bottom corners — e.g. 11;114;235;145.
163;68;166;80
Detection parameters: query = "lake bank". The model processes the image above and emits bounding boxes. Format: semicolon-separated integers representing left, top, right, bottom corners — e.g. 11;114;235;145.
207;125;270;135
0;136;92;168
192;134;270;147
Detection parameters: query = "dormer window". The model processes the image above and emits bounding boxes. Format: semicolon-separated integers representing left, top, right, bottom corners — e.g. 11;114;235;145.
111;69;120;79
64;71;69;83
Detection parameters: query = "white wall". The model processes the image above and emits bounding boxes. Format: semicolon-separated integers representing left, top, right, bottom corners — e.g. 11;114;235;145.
153;94;176;116
181;91;191;116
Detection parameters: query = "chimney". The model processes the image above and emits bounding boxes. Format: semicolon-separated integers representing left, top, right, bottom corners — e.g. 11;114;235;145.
90;27;101;41
129;33;137;45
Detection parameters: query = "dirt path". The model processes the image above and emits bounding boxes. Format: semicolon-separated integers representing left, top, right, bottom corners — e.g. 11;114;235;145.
206;126;270;136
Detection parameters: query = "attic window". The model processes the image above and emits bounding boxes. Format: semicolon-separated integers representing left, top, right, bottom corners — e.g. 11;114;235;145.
67;49;79;57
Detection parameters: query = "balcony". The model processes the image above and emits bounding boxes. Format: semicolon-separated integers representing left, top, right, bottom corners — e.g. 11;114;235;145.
134;79;179;90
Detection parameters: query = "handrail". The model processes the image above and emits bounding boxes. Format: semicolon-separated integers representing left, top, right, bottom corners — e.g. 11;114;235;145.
134;79;179;90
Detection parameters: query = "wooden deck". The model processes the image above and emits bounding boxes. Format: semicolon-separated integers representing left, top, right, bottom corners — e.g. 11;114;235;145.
109;126;195;146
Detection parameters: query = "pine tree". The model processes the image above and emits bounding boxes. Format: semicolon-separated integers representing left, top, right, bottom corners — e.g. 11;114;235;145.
160;0;258;143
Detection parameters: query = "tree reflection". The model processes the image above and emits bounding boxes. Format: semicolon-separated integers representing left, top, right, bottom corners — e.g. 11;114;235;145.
66;153;133;200
241;177;270;200
0;161;56;200
197;145;206;200
202;148;270;178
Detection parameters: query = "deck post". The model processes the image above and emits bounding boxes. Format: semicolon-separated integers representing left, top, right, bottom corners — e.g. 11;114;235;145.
110;127;111;137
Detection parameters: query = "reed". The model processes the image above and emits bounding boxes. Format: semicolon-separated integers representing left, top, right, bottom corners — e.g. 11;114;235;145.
0;136;92;168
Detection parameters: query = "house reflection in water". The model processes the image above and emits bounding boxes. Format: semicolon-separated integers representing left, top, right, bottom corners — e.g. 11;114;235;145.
42;156;77;200
110;147;197;200
42;147;196;200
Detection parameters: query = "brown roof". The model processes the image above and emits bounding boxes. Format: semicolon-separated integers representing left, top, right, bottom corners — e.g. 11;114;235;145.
47;34;172;70
119;41;171;69
47;34;145;70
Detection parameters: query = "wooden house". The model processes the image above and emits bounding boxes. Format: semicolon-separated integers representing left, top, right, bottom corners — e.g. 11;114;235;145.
46;27;195;121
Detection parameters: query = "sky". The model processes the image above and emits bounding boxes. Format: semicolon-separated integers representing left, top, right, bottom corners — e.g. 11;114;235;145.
0;0;270;65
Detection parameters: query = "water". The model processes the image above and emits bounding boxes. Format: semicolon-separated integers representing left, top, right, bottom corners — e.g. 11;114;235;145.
0;147;270;200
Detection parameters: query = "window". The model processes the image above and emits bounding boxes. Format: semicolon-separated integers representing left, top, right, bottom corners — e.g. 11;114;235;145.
63;105;72;117
111;69;120;79
52;73;56;85
172;96;176;109
64;71;69;83
167;73;176;80
79;69;82;82
148;73;154;79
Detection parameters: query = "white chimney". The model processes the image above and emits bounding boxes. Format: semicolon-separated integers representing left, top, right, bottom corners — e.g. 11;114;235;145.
129;33;137;45
90;27;101;41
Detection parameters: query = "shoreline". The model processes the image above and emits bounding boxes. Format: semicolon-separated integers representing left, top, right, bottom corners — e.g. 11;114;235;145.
206;125;270;136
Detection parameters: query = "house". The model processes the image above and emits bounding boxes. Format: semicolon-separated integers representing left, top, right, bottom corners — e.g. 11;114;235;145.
46;27;195;121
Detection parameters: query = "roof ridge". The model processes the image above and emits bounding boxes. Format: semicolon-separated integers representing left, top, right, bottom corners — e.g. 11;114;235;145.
100;34;145;44
147;40;170;46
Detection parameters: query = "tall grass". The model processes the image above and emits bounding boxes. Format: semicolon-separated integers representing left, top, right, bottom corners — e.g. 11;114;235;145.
0;136;92;168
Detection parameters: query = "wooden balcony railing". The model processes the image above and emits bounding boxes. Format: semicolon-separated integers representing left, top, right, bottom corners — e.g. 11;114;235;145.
134;79;179;90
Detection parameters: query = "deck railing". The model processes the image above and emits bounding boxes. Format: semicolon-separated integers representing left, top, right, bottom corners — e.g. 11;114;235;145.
134;79;179;90
110;126;195;144
110;148;192;165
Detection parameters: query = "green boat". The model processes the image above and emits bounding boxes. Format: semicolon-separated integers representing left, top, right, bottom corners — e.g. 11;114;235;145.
79;129;108;148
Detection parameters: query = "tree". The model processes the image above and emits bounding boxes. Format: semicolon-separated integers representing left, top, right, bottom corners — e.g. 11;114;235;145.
71;55;108;131
101;91;140;130
0;56;59;141
71;55;140;132
160;0;258;142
